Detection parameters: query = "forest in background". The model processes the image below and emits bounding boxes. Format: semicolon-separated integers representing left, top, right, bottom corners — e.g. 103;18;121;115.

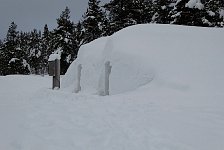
0;0;223;75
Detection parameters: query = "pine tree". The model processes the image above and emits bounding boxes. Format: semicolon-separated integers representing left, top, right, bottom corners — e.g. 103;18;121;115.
170;0;207;26
1;22;29;75
0;39;2;47
74;21;85;47
18;32;29;56
27;29;42;74
104;0;146;35
82;0;106;44
129;0;147;24
142;0;154;23
0;39;6;75
101;15;111;36
70;22;84;59
53;7;76;75
104;0;132;34
40;24;53;75
151;0;174;24
204;0;224;27
18;31;31;73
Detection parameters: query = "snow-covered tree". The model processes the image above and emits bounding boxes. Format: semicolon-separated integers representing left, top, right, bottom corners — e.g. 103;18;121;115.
127;0;146;24
1;22;30;75
40;24;53;75
18;31;31;73
74;21;85;47
170;0;207;26
104;0;131;35
0;39;5;75
104;0;146;35
142;0;154;23
151;0;174;24
18;32;29;56
204;0;224;27
82;0;106;43
53;7;76;75
27;29;42;74
70;22;85;57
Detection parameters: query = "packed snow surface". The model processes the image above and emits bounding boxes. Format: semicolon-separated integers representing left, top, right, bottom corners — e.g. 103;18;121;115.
1;24;224;150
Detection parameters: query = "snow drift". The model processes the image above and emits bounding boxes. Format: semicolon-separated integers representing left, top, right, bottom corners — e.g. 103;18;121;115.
62;24;224;95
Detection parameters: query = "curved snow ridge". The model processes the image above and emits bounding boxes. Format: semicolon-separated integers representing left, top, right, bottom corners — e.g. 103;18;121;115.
62;24;224;95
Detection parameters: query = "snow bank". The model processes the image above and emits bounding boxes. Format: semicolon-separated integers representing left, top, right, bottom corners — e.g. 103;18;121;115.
62;24;224;95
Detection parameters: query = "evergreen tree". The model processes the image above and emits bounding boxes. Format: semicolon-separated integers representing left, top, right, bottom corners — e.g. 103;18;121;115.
142;0;154;23
0;39;6;75
0;39;2;47
0;40;8;75
82;0;106;44
104;0;133;35
52;7;76;75
1;22;29;75
204;0;224;27
18;31;31;73
74;21;85;47
40;24;53;75
101;14;111;36
129;0;148;24
104;0;146;35
27;29;42;74
70;22;84;59
170;0;207;26
151;0;174;24
19;32;29;56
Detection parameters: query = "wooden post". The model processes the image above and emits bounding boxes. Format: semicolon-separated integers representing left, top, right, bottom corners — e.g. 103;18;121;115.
105;61;112;95
53;59;60;89
75;64;82;93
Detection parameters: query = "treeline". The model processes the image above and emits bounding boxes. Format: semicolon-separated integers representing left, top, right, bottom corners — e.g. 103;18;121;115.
0;0;223;75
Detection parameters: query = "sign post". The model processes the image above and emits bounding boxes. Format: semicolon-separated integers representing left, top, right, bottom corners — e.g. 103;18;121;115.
48;54;60;90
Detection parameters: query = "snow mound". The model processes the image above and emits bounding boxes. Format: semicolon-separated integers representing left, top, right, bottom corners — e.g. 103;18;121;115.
62;24;224;95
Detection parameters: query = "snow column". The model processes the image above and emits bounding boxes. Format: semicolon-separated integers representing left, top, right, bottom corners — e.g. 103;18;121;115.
74;64;82;93
105;61;112;95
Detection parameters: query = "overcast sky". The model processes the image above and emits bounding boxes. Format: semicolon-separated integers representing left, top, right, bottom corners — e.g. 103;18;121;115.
0;0;109;39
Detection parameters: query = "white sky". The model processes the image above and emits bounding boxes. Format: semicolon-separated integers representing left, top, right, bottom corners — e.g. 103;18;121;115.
0;0;109;39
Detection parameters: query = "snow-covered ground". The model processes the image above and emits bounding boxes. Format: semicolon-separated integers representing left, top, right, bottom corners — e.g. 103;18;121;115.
1;24;224;150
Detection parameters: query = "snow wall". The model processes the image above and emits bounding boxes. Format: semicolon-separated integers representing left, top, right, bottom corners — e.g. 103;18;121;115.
62;24;224;95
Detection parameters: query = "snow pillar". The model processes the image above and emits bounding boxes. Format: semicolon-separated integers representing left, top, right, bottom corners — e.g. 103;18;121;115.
52;59;60;89
105;61;112;95
74;64;82;93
